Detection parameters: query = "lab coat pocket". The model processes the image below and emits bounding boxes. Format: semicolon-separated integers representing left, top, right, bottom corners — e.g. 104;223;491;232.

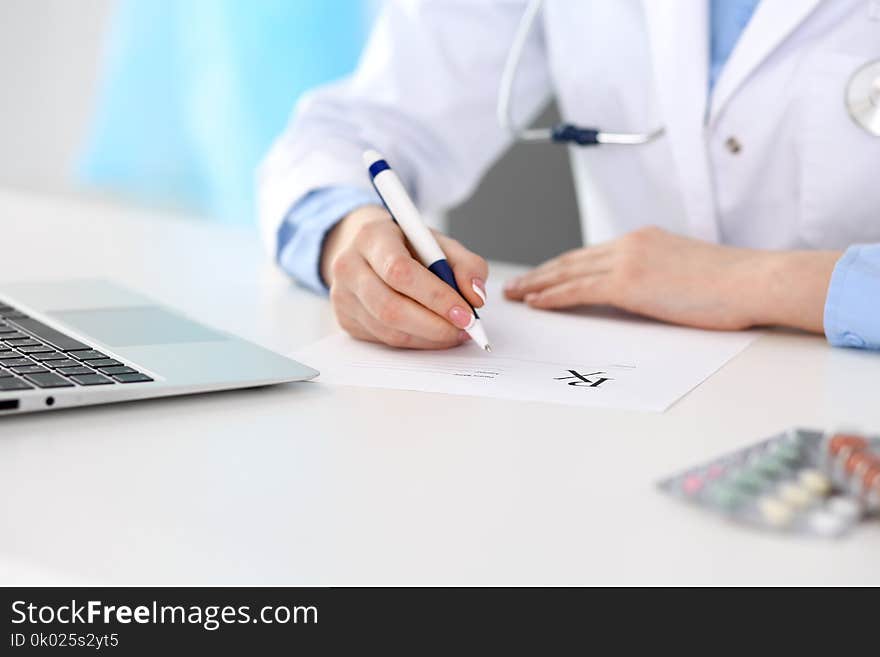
799;53;880;249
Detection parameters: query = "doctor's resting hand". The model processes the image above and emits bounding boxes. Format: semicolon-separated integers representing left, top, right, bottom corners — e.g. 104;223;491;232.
320;205;488;349
505;226;842;334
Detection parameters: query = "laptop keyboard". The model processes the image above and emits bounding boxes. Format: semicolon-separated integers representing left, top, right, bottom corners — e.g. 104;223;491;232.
0;301;153;391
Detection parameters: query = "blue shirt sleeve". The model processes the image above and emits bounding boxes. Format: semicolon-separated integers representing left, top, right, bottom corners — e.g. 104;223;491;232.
824;244;880;350
276;186;381;295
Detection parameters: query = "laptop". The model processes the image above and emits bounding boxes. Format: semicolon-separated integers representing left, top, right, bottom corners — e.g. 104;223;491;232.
0;279;318;415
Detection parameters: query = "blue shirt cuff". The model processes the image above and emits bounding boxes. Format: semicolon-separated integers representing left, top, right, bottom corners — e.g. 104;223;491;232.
824;244;880;350
277;187;381;295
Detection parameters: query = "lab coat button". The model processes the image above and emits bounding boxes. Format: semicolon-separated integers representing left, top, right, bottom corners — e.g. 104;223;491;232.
725;137;742;154
842;332;865;348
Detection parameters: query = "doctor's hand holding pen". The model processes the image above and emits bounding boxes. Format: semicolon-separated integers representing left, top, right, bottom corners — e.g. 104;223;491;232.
322;207;842;349
320;204;489;350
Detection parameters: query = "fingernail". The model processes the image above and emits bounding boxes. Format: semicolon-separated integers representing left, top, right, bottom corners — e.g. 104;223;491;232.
448;306;476;329
472;278;487;304
504;277;521;291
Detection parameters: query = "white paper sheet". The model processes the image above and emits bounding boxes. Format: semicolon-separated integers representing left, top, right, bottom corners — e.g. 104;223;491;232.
294;287;756;412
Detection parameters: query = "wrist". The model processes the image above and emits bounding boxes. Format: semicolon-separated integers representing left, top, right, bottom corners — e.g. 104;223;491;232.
742;250;841;332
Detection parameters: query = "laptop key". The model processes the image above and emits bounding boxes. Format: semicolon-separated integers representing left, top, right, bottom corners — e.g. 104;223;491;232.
86;359;124;368
31;352;67;361
7;317;90;352
45;359;82;370
0;368;12;378
113;373;153;383
69;349;107;361
100;366;137;375
0;358;33;368
11;365;49;375
70;373;114;386
17;345;54;354
0;333;28;341
0;350;18;359
5;338;42;348
0;325;17;334
0;377;33;391
23;372;74;388
56;366;95;376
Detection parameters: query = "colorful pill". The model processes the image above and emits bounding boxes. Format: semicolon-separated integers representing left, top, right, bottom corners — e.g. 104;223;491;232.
706;464;725;480
826;496;862;522
755;455;786;477
864;466;880;492
799;469;832;495
682;475;704;495
709;484;742;510
845;451;872;475
778;482;813;509
807;509;849;537
828;434;868;456
734;469;766;492
758;496;793;527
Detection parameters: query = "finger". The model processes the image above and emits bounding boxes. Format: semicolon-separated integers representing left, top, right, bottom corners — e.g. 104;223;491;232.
536;244;614;279
355;262;465;345
331;283;387;343
504;267;572;300
351;298;467;350
505;250;612;300
434;232;490;308
335;309;375;342
536;243;613;273
358;226;478;332
524;275;612;309
336;249;460;343
336;283;464;349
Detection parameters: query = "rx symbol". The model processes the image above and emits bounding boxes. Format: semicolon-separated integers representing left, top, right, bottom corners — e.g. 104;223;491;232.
554;370;611;388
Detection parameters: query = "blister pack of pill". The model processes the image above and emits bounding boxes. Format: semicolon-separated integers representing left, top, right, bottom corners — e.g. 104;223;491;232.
658;428;879;538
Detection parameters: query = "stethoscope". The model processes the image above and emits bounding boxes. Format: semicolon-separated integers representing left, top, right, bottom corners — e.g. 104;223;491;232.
497;0;880;146
848;60;880;136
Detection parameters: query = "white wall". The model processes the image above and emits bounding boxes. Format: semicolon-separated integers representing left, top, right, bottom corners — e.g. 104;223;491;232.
0;0;113;193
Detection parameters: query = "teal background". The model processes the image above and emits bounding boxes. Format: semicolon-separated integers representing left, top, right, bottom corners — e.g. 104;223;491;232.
78;0;378;223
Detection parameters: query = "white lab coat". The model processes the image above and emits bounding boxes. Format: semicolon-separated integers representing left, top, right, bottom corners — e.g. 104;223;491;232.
258;0;880;259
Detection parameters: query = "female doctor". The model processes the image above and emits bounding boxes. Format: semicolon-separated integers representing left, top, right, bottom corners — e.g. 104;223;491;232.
259;0;880;351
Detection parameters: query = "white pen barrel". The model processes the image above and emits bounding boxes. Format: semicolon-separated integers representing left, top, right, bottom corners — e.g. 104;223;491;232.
371;169;445;267
364;150;491;351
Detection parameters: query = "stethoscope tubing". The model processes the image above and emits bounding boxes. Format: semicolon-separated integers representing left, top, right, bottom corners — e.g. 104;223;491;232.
497;0;664;147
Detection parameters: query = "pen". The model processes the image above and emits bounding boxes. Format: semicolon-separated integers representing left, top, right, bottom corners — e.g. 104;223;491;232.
363;149;492;352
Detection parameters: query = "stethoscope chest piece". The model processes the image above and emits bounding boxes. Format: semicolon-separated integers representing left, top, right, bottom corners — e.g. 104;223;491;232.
846;59;880;136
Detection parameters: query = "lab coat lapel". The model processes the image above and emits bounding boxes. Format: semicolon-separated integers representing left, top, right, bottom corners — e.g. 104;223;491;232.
642;1;718;242
709;0;824;121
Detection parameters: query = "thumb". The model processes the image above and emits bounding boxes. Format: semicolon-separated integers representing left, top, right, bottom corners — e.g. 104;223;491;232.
434;232;490;309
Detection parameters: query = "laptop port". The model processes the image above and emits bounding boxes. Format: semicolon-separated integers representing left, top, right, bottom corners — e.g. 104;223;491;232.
0;399;20;411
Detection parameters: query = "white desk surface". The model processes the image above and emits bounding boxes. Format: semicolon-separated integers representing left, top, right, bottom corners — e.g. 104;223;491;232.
1;187;878;586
